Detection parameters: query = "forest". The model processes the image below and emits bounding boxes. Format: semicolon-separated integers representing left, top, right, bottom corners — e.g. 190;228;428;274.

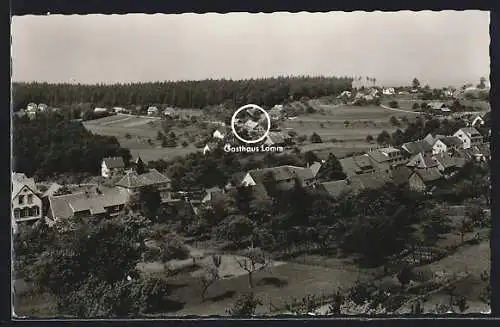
12;76;353;110
13;113;131;179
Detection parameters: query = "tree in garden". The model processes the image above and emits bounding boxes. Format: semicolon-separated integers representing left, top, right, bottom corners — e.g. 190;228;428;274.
226;292;262;316
397;266;413;288
388;100;399;109
234;247;269;289
137;186;162;221
196;265;220;302
316;153;346;182
216;215;256;248
366;135;374;143
389;116;400;126
454;296;469;313
411;78;420;89
376;130;391;145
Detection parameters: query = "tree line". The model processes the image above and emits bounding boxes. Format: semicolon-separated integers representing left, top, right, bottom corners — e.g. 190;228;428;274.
12;76;353;110
13;113;131;179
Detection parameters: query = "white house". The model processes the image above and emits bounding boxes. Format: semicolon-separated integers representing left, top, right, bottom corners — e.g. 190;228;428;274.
382;87;395;95
38;103;48;112
203;144;211;155
337;91;352;98
471;116;485;127
163;107;178;118
12;173;43;228
113;107;127;113
453;127;484;149
213;130;225;140
94;107;108;113
101;157;125;178
147;106;159;116
431;136;463;155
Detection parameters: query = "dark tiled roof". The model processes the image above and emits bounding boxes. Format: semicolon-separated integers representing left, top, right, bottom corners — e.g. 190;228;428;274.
434;153;457;169
407;153;439;169
319;180;352;198
436;136;463;147
309;162;322;177
458;127;482;138
402;140;433;155
414;167;443;183
340;155;374;176
249;165;314;184
115;168;170;189
102;157;125;169
348;171;391;192
391;166;412;185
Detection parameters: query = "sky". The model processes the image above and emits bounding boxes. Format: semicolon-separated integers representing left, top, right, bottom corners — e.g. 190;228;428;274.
11;11;490;87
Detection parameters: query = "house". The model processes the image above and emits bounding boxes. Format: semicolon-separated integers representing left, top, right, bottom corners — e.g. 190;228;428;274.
339;154;376;177
337;91;352;98
433;152;458;177
428;102;450;112
213;129;225;140
263;132;288;147
201;187;225;205
431;136;463;155
401;140;433;156
348;170;392;193
317;180;352;199
27;103;37;112
367;147;408;170
115;168;172;202
406;152;440;169
423;133;446;145
101;157;125;178
471;116;485;127
147;106;159;116
390;166;413;186
113;107;127;113
94;107;108;113
382;87;395;95
38;103;48;112
308;161;323;178
408;168;444;193
269;105;284;120
163;107;178;118
244;119;263;132
12;173;43;229
453;127;483;149
241;165;316;196
48;186;129;222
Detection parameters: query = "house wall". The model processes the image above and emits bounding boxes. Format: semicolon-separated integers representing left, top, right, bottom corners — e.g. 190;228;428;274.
408;174;426;192
241;173;257;186
454;130;471;149
12;186;43;223
101;162;124;178
432;140;447;155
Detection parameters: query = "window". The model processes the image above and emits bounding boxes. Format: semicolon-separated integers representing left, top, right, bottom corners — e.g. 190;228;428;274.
13;209;20;219
18;195;24;205
27;194;33;204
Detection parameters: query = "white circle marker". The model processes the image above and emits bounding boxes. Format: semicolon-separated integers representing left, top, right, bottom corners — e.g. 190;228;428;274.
230;104;271;144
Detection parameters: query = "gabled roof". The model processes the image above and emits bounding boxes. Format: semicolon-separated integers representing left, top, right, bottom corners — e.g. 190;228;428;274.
435;136;463;148
407;153;439;169
348;171;391;192
339;155;374;176
413;167;443;183
49;187;129;220
456;127;482;138
248;165;315;184
102;157;125;169
309;162;322;178
319;180;352;198
402;140;433;155
115;168;170;189
367;147;402;163
12;172;36;190
434;152;457;169
391;166;412;185
12;180;39;200
266;132;286;144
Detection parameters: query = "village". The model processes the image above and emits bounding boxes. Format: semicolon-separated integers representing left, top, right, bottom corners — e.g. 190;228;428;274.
12;77;492;317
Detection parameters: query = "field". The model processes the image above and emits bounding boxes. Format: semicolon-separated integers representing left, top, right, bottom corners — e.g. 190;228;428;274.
83;114;208;162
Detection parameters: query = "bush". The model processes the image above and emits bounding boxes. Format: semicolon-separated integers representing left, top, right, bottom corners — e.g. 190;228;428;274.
388;100;399;108
310;132;323;143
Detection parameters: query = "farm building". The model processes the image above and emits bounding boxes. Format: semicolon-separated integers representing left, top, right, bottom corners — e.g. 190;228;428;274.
263;131;290;147
367;147;408;170
401;140;433;156
347;170;392;193
163;107;178;118
433;152;459;177
317;180;352;199
406;152;439;169
382;87;395;95
101;157;125;179
241;165;316;192
115;168;172;202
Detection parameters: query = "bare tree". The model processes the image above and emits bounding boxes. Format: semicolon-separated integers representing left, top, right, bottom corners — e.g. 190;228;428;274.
235;247;269;289
196;265;220;302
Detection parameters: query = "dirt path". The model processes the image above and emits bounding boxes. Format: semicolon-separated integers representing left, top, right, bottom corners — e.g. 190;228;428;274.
379;104;422;114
